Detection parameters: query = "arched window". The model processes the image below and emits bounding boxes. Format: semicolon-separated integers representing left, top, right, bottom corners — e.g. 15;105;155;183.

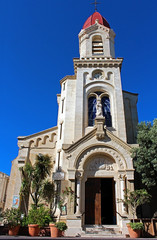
92;35;103;55
101;96;112;127
88;96;97;126
88;93;112;127
92;70;104;80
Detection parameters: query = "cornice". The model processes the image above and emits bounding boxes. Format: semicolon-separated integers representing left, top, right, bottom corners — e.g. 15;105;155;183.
106;129;132;152
73;57;123;74
18;126;58;141
0;172;9;177
60;75;76;85
63;128;97;153
79;22;115;38
122;90;138;96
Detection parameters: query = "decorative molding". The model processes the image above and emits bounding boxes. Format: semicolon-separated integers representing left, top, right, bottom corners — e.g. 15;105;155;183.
18;131;57;150
77;146;125;170
64;127;132;156
79;22;115;39
73;58;123;74
18;126;58;141
63;128;97;153
84;80;114;89
118;174;126;180
76;170;83;180
60;75;76;85
106;129;132;152
95;116;106;140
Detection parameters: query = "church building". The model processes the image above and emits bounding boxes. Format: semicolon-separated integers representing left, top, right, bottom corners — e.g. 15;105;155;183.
5;11;138;236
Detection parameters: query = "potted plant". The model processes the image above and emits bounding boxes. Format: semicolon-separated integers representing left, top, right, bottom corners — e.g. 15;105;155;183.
120;189;151;238
1;208;21;236
27;206;52;236
49;221;67;237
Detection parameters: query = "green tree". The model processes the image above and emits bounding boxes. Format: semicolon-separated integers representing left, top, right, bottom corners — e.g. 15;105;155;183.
20;154;55;210
132;119;157;189
120;189;151;222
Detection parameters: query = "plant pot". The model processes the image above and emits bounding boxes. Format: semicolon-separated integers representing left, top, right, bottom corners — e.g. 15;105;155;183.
49;224;60;237
127;224;141;238
49;224;58;237
8;225;20;236
28;224;40;236
58;230;64;237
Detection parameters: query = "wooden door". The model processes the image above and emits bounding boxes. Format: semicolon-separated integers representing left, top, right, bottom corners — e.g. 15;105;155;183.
85;178;101;224
112;179;117;224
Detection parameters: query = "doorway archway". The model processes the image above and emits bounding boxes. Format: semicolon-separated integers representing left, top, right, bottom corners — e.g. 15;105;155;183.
85;177;116;225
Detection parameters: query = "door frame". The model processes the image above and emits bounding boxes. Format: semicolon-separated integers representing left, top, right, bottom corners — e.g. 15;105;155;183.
84;177;117;225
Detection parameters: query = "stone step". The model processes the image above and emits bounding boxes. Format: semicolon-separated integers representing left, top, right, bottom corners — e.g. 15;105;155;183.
82;225;124;238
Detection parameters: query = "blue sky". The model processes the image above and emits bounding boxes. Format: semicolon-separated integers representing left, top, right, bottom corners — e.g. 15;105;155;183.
1;0;157;175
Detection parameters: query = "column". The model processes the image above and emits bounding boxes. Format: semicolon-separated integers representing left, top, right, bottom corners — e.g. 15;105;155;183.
119;174;127;214
76;172;82;215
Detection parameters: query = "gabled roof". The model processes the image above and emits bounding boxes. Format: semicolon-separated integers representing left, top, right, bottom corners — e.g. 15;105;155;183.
63;127;132;153
18;126;58;141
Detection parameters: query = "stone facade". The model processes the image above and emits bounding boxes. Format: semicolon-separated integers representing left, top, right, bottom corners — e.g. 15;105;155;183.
0;172;9;210
5;12;138;236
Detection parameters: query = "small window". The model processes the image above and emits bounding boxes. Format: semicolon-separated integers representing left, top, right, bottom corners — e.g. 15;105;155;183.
63;83;65;91
92;35;103;55
61;99;64;113
60;123;63;139
92;70;104;80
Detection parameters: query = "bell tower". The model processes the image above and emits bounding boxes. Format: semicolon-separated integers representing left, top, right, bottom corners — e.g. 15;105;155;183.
79;12;115;58
73;11;127;142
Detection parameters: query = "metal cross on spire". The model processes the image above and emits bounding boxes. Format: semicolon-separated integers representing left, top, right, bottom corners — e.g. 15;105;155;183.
91;0;101;12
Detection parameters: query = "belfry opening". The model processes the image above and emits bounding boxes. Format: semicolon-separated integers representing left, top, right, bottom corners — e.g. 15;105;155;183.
85;178;116;225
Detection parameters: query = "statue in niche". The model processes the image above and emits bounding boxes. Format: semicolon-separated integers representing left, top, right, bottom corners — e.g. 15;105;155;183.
96;98;103;117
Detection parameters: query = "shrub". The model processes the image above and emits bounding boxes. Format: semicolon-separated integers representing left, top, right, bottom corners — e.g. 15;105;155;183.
129;222;144;230
1;208;21;227
27;207;52;227
55;222;67;231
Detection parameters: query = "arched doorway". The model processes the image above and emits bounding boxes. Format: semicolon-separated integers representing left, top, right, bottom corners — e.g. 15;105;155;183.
83;154;117;225
85;178;116;225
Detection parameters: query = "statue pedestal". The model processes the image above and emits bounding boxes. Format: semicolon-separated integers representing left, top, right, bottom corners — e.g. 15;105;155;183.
95;116;106;140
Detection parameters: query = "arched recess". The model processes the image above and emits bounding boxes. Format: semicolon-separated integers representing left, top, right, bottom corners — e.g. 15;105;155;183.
74;145;127;171
50;133;57;142
29;140;35;148
35;138;42;147
106;71;113;80
42;135;49;144
83;72;90;85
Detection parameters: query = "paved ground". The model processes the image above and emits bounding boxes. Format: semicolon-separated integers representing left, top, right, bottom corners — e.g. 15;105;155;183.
0;237;157;240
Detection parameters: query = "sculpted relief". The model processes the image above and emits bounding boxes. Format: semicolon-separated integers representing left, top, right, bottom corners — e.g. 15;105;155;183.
86;156;114;171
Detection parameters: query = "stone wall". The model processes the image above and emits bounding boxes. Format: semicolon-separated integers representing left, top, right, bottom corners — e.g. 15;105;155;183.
0;172;9;210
